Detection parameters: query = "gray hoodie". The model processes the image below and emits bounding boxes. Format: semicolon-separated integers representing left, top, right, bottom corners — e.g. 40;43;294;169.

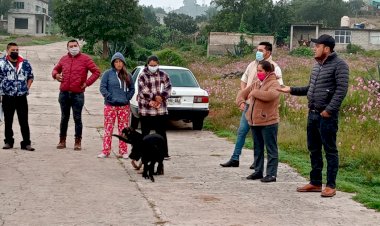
100;52;135;106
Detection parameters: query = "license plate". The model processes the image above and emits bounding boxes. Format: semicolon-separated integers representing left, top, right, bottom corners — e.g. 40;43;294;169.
168;97;181;105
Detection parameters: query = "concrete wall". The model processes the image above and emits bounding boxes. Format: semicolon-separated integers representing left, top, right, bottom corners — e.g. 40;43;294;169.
7;0;48;36
290;26;318;50
9;0;48;15
291;25;380;51
322;28;380;51
8;14;35;35
208;32;275;56
0;20;7;31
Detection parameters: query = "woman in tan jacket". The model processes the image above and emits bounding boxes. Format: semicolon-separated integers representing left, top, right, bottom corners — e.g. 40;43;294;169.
236;61;281;183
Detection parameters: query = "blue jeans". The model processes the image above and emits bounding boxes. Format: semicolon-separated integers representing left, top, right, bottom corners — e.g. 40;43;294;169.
231;104;251;161
251;123;279;176
307;110;339;189
58;91;85;138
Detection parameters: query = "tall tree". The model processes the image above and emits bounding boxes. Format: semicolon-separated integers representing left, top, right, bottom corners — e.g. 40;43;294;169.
208;0;248;32
292;0;350;27
0;0;14;19
164;12;198;35
54;0;142;58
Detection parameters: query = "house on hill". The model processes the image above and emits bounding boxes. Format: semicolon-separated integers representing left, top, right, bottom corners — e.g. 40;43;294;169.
7;0;50;36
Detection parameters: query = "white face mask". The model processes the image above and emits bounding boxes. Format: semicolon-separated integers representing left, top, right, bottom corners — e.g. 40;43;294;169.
69;47;80;56
148;66;158;73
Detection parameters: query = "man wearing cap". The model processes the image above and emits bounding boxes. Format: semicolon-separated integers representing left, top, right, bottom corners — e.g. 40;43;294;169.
278;34;349;197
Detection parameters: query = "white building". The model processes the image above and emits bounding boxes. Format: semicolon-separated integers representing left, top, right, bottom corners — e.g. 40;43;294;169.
7;0;50;36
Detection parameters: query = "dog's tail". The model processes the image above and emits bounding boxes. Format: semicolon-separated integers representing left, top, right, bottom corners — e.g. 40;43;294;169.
112;134;129;143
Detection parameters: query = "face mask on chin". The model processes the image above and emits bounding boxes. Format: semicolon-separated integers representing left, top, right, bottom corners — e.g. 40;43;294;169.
69;47;80;56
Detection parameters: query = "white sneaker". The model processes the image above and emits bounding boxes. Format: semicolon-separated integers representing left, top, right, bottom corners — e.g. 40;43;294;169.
97;153;108;158
122;153;129;159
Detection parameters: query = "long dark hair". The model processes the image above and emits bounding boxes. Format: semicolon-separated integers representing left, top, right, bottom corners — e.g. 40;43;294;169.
113;60;131;86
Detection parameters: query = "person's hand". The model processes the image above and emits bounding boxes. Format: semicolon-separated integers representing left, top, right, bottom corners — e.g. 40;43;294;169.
149;100;161;109
320;110;331;118
155;95;163;103
56;74;63;82
277;85;291;93
81;83;87;89
239;102;245;111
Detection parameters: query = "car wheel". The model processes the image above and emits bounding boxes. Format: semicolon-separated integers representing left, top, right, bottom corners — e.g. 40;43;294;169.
192;118;204;130
130;114;140;129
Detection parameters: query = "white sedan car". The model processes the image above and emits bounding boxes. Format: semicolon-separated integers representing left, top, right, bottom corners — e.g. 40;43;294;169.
129;65;209;130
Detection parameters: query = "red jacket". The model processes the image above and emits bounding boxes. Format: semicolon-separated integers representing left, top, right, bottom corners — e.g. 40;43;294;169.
52;52;100;93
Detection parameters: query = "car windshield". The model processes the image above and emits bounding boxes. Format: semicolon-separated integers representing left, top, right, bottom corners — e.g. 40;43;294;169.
162;69;199;87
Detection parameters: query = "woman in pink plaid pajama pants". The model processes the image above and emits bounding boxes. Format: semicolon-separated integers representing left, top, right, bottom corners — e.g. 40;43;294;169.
98;52;135;158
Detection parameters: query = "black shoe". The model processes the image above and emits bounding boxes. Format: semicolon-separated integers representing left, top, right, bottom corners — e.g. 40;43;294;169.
260;175;276;183
21;145;35;151
2;143;13;149
249;163;254;169
220;159;239;167
246;172;263;180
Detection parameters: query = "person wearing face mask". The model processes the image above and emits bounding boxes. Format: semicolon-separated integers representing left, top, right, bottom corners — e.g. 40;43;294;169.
0;42;35;151
137;55;172;160
220;41;283;168
236;61;281;183
52;40;100;151
277;34;349;197
97;52;135;159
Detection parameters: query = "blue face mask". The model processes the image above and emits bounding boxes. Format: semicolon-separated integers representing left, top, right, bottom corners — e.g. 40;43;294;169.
256;51;264;61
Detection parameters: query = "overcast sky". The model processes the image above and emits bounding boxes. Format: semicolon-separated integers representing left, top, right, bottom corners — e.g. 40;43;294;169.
139;0;212;11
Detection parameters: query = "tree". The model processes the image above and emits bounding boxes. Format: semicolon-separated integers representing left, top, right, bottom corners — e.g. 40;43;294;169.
54;0;142;58
208;0;248;32
348;0;365;17
0;0;14;19
164;12;198;35
292;0;350;27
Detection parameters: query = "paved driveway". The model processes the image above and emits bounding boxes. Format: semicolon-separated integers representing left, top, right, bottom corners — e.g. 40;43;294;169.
0;42;379;225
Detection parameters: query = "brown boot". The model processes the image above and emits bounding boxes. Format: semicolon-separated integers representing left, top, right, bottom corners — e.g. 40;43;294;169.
74;137;82;151
56;136;66;149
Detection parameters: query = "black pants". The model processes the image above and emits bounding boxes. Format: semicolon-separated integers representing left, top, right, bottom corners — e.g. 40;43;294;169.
140;115;169;157
2;94;31;147
58;91;84;138
307;110;339;189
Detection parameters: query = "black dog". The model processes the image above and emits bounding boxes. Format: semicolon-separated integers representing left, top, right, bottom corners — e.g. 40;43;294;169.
113;127;165;182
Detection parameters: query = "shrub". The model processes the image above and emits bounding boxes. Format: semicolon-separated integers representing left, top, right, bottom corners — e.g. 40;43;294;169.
156;49;186;66
347;43;364;54
138;36;161;50
134;46;152;62
227;35;253;58
81;41;95;55
289;47;314;57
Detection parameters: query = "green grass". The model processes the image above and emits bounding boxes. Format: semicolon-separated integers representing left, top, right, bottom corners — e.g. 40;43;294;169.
0;35;69;51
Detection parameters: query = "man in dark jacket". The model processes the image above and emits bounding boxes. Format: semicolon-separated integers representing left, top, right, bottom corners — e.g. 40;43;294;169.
52;40;100;150
278;34;349;197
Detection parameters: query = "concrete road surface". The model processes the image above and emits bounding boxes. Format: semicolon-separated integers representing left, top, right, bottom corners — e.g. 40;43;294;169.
0;42;379;226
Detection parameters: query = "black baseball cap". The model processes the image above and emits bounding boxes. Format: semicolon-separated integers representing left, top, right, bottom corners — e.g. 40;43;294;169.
311;34;335;49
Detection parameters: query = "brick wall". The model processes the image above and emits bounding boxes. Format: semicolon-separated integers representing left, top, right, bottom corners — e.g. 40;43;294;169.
207;32;274;56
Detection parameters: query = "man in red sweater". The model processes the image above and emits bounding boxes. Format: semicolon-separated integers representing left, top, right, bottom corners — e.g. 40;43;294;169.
52;40;100;150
